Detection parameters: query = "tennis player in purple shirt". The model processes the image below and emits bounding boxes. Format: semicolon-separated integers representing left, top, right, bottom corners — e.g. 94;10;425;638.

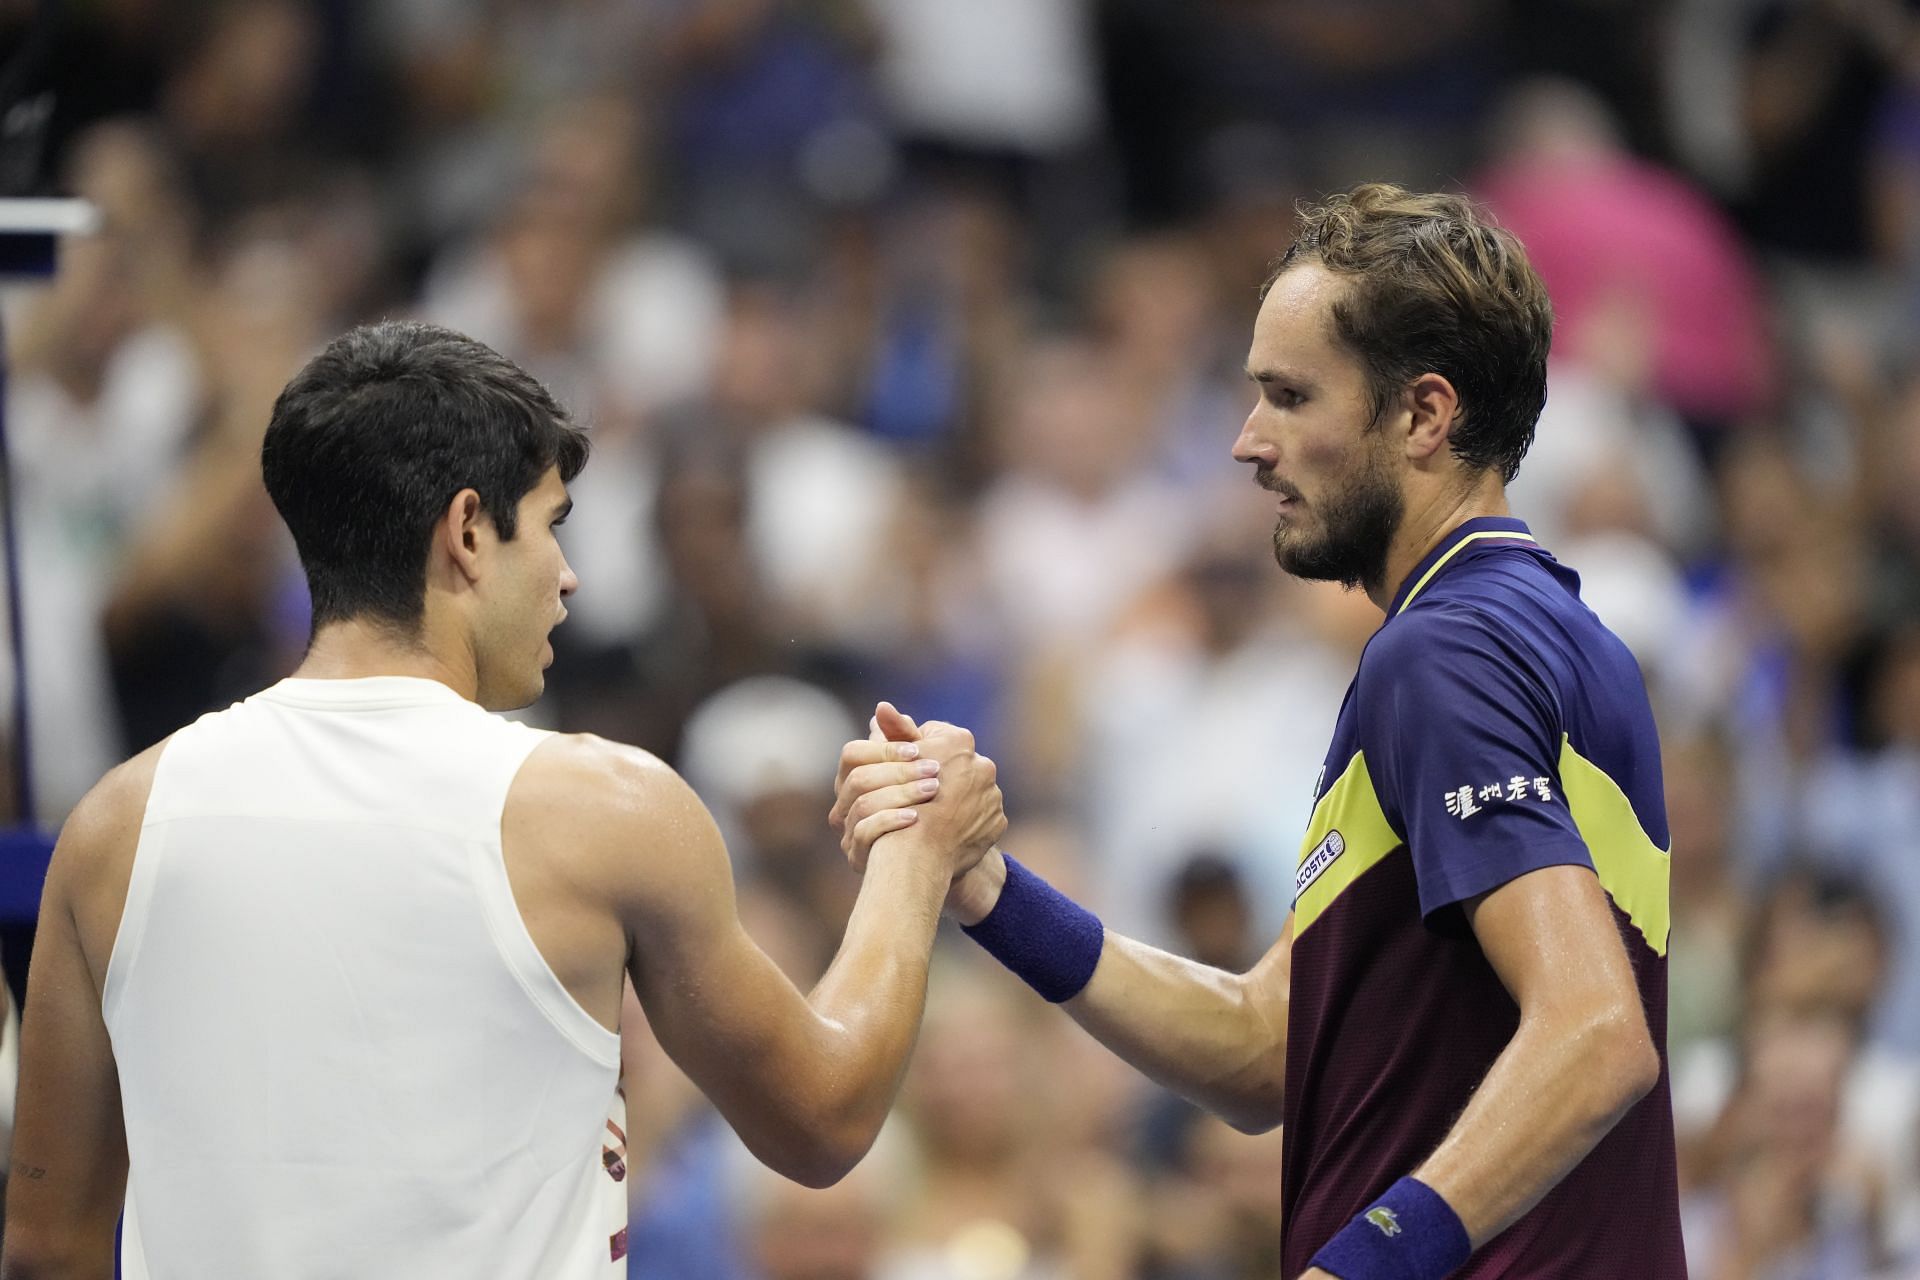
834;183;1684;1280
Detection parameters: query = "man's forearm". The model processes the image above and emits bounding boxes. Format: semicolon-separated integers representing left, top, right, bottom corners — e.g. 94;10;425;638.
1064;929;1289;1134
1411;1008;1659;1246
792;837;949;1175
950;852;1290;1133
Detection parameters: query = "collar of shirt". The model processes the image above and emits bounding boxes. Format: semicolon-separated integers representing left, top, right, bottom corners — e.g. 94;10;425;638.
1386;515;1539;618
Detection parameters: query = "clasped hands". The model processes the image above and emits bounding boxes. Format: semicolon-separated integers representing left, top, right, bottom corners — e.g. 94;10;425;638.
827;702;1008;923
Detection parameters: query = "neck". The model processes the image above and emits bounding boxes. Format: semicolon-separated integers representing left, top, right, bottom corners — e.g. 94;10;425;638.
1366;472;1510;613
293;616;478;701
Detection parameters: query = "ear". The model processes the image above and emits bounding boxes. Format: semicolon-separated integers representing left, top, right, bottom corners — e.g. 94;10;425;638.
1403;372;1462;464
438;488;488;586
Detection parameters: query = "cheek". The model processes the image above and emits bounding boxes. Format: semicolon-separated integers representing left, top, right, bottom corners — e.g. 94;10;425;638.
1292;430;1360;498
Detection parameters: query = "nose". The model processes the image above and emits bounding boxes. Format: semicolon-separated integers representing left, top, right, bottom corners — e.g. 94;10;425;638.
559;556;579;599
1232;408;1278;468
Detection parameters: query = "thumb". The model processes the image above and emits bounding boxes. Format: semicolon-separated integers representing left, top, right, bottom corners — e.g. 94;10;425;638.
874;700;922;744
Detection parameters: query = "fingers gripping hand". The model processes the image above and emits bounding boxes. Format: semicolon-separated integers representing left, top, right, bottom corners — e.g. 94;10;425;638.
833;754;942;866
830;702;930;869
829;704;1005;879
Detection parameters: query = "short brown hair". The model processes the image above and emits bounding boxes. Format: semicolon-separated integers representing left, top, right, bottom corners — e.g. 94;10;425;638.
1266;183;1553;484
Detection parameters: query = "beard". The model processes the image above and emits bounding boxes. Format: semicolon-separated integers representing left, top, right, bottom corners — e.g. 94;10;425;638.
1265;444;1404;592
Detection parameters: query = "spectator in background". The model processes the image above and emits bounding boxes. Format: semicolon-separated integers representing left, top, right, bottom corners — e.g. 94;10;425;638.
851;191;1027;475
1165;855;1260;977
373;0;653;254
863;0;1104;278
159;0;334;220
1476;77;1777;440
677;675;878;981
1083;232;1246;494
422;95;728;681
848;474;1007;760
1665;730;1748;1072
1794;616;1920;1074
656;280;909;662
743;1138;903;1280
975;336;1191;655
880;961;1142;1280
1663;437;1880;882
1471;91;1724;657
559;447;783;758
1676;867;1918;1269
1739;0;1920;265
656;0;884;273
1140;1111;1287;1280
865;0;1100;179
1867;366;1920;621
421;94;725;424
882;965;1058;1280
1683;1007;1887;1279
4;123;203;816
1075;484;1359;942
102;205;330;751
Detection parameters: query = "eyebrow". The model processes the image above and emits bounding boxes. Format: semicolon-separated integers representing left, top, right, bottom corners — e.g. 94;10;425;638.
1245;366;1313;388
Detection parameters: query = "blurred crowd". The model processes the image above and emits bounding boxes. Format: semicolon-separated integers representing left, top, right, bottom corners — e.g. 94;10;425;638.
2;0;1920;1276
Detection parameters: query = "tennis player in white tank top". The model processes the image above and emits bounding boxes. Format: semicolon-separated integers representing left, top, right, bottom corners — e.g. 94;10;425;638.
2;323;1006;1279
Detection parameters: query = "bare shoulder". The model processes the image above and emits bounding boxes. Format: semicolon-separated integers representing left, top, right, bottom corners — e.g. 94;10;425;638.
55;739;170;884
54;737;172;989
507;733;730;916
513;732;707;828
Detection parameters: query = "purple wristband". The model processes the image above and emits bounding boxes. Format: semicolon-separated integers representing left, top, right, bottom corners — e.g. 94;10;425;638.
959;854;1104;1003
1310;1176;1471;1280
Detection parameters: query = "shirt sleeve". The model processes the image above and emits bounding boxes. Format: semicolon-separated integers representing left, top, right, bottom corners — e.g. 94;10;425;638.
1358;604;1594;922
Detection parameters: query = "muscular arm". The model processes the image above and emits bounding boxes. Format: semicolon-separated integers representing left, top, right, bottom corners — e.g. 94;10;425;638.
1068;916;1291;1135
941;851;1291;1133
1410;864;1660;1247
840;715;1292;1137
556;735;995;1187
3;761;147;1280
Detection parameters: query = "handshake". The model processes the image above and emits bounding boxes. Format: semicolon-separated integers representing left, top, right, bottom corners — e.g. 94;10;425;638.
825;701;1010;926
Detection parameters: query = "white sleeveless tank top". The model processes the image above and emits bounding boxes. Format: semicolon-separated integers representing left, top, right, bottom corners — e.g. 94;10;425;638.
101;677;627;1279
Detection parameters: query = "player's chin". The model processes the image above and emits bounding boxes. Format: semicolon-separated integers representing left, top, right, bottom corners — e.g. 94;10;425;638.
516;654;549;700
1271;518;1311;560
509;672;545;712
481;672;545;714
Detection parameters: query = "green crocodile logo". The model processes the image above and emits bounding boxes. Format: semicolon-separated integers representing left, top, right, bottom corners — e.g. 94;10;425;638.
1365;1207;1402;1237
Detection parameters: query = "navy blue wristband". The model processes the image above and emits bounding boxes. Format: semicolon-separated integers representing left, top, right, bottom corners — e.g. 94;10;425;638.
959;854;1104;1003
1310;1177;1471;1280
